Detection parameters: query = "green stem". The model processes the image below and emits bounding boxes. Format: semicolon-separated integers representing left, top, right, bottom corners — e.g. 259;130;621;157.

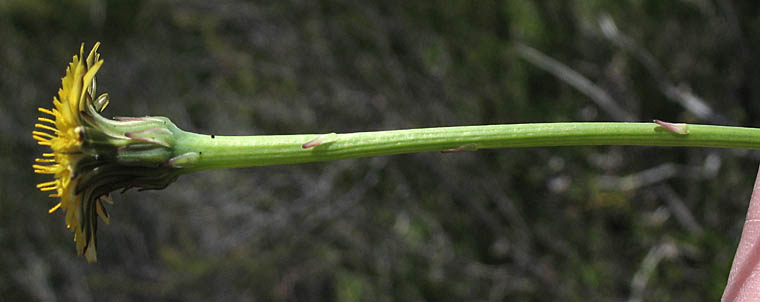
172;122;760;173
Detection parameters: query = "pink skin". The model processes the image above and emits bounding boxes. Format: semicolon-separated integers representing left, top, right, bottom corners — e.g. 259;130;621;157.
301;137;324;149
441;143;478;154
653;119;689;135
723;166;760;301
302;133;336;149
124;128;170;147
440;145;469;153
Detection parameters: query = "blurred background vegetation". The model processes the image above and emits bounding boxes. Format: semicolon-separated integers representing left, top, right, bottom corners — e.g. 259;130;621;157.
2;0;760;300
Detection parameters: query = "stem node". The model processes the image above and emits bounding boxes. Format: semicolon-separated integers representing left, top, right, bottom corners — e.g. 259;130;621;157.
441;143;479;153
654;120;689;135
302;133;338;149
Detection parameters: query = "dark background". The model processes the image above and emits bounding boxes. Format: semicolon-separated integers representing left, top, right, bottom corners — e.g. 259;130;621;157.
2;1;760;301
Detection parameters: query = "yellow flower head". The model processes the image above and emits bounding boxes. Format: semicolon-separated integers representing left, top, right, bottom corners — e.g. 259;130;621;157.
35;43;185;263
33;43;108;263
